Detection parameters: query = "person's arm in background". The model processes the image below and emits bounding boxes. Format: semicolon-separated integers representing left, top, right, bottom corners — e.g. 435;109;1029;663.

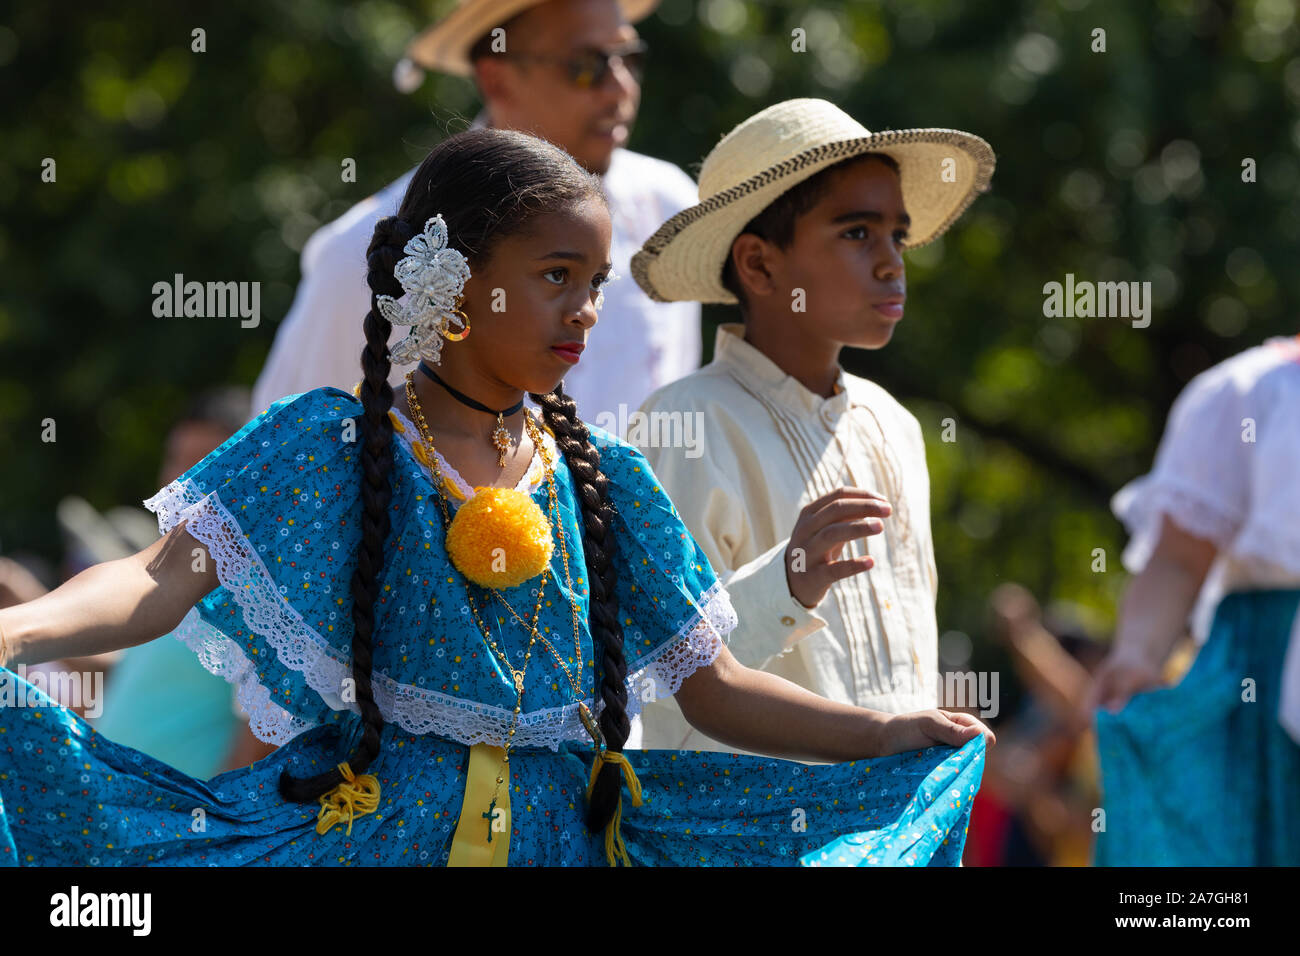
1085;514;1216;714
0;523;219;668
0;556;49;608
990;582;1098;732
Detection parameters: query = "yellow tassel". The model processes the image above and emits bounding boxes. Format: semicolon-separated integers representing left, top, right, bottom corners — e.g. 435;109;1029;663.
586;750;643;867
316;762;381;837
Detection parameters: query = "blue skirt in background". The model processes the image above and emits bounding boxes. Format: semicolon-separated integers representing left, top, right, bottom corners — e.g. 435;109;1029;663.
1095;588;1300;866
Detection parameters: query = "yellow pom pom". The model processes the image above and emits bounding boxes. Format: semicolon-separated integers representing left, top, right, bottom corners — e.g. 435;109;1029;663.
445;487;553;589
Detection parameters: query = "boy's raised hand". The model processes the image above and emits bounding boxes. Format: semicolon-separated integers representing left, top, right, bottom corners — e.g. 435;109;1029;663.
784;487;892;610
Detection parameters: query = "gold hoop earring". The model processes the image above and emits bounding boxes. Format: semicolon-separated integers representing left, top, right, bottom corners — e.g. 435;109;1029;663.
442;297;471;342
443;309;470;341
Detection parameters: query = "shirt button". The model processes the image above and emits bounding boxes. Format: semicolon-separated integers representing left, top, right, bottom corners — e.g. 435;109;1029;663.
820;406;836;428
780;615;796;626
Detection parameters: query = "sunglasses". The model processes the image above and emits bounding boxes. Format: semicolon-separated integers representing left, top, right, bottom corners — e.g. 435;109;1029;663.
500;40;649;89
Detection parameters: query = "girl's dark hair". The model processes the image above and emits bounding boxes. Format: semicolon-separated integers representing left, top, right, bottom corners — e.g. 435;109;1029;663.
278;127;632;840
720;151;901;311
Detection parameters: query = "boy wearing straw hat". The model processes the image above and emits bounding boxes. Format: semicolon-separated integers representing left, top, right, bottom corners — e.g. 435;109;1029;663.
628;98;995;756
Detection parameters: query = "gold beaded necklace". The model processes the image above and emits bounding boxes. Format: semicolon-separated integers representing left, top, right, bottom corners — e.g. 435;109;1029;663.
404;375;583;699
489;439;588;706
403;373;603;843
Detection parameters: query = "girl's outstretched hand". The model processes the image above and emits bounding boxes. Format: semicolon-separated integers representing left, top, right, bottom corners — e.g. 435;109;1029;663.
876;709;996;756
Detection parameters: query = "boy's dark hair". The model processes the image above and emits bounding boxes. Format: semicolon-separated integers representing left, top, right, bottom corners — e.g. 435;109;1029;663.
720;152;901;313
276;127;635;845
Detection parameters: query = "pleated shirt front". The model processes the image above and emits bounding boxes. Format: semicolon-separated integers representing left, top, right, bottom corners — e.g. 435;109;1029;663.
629;323;940;756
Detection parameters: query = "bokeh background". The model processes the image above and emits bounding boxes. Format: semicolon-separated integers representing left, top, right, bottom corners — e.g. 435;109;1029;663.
1;0;1297;862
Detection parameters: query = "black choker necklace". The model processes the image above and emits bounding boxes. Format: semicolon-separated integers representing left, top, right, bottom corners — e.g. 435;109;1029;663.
418;362;523;469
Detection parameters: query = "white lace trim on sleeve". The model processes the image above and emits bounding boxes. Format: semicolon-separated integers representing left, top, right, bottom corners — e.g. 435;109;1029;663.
1112;474;1245;574
171;607;317;745
143;477;738;750
621;578;737;723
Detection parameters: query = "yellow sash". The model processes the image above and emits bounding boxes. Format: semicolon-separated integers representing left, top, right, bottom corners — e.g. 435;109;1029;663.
444;743;646;866
447;742;511;866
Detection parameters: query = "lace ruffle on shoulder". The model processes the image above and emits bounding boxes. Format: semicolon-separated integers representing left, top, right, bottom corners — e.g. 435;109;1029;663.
1111;336;1300;577
144;478;737;750
1112;476;1245;575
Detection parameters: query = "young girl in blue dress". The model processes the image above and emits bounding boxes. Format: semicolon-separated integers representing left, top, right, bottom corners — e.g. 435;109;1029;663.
0;127;991;866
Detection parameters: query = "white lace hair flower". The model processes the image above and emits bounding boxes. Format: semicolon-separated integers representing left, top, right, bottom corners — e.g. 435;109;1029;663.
376;214;472;366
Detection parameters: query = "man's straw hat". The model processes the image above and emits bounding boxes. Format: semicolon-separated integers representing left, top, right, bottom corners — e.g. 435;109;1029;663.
631;98;996;304
405;0;661;78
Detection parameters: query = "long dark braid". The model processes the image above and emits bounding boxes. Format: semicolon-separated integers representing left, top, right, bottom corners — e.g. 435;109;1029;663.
277;216;411;802
528;384;628;834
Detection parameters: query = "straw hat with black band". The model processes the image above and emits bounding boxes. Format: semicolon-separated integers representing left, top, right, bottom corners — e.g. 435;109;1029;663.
400;0;661;81
631;98;997;305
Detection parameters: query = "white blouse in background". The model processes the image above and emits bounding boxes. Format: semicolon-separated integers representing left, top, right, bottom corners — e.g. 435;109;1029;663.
1111;334;1300;743
251;113;702;433
627;322;941;758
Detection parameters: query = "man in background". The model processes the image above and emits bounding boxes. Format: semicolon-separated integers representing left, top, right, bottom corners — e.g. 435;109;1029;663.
253;0;701;434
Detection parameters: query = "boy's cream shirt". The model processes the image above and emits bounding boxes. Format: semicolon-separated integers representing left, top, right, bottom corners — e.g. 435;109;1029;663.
626;322;940;759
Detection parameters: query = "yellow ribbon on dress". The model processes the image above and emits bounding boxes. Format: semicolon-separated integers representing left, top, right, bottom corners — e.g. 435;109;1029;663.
316;762;381;836
448;742;511;866
586;750;644;867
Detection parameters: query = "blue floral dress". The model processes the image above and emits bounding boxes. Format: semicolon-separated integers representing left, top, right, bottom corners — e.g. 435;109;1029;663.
0;386;985;866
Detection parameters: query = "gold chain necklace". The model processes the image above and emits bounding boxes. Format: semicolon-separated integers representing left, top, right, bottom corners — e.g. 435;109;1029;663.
403;373;603;845
480;416;604;745
405;378;578;696
491;447;586;701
